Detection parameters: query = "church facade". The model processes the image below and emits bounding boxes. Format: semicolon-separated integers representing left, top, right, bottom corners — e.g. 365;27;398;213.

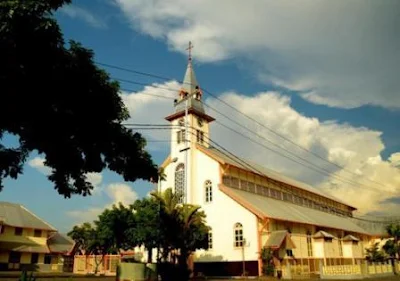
158;56;380;277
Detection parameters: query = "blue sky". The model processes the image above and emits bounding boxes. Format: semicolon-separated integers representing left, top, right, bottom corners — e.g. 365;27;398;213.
2;0;399;232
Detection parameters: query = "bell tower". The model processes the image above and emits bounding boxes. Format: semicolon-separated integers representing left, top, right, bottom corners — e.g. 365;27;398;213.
164;41;215;203
165;41;215;158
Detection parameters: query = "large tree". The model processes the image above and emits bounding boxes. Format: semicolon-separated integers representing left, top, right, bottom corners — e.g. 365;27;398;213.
68;221;114;274
0;0;158;197
96;203;136;253
68;204;136;275
67;222;94;255
385;223;400;259
129;197;161;263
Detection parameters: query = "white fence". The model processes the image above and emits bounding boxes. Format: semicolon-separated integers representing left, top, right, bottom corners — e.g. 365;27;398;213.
321;261;398;279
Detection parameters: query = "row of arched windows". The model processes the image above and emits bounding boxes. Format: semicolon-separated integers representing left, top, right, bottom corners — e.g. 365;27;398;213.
206;223;244;251
175;163;214;203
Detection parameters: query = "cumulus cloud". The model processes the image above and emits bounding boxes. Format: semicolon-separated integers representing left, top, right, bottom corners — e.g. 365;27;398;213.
60;5;106;28
28;157;51;175
119;81;400;215
28;156;103;194
67;183;139;224
121;81;179;150
114;0;400;109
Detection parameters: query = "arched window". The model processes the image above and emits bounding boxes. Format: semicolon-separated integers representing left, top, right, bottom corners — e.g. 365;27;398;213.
175;164;185;203
205;180;213;203
234;223;244;247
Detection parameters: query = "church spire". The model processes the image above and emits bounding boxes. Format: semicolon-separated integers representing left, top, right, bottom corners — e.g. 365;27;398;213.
179;41;202;100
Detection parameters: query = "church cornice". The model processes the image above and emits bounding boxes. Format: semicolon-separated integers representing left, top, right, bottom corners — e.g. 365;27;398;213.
165;107;215;122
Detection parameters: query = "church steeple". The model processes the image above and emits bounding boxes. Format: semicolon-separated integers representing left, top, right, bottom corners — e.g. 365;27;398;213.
178;41;203;104
165;41;215;125
181;57;199;98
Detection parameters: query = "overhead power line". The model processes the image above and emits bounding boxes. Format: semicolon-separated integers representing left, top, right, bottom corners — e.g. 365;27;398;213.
98;62;392;190
124;123;373;195
118;78;391;193
124;125;400;224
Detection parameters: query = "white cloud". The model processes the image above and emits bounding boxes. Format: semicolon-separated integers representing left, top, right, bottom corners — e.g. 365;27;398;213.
67;182;138;224
121;81;179;151
60;5;106;29
28;156;103;194
28;157;51;175
118;81;400;215
114;0;400;109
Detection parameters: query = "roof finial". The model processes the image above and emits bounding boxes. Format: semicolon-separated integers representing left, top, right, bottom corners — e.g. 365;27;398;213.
186;41;194;62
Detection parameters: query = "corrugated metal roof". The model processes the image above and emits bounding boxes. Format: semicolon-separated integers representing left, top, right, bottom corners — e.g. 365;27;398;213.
47;233;75;254
265;231;292;249
350;217;388;236
314;230;336;239
221;186;369;234
0;202;56;231
0;241;49;253
13;244;50;253
199;146;355;209
343;234;359;241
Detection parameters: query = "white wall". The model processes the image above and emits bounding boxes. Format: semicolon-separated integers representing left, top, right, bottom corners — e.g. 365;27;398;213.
192;150;259;262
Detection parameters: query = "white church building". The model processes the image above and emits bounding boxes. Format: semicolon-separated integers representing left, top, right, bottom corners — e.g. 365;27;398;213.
157;55;384;277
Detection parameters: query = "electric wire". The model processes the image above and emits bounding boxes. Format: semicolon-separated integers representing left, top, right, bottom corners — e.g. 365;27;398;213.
126;125;400;224
100;61;390;189
130;124;400;225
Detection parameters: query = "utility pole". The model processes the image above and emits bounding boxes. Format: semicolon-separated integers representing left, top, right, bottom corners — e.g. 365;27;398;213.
184;96;189;203
242;238;247;278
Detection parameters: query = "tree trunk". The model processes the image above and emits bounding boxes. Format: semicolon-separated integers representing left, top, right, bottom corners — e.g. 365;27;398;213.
147;247;153;263
94;255;105;275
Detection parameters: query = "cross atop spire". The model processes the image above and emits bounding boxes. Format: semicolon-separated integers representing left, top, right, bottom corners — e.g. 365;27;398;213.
186;41;194;62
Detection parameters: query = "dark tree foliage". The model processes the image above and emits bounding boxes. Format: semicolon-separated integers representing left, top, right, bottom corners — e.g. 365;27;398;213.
96;203;136;252
0;0;158;197
365;242;385;262
130;197;161;262
67;222;94;255
68;221;115;274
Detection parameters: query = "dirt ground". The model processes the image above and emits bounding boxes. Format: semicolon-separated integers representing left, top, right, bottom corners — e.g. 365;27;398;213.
0;273;399;281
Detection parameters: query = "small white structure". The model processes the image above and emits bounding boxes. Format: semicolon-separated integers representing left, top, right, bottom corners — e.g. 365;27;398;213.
157;53;387;278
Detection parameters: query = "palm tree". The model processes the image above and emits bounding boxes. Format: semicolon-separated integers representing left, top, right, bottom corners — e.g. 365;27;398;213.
385;223;400;274
151;188;209;268
176;204;209;268
386;223;400;258
151;188;182;262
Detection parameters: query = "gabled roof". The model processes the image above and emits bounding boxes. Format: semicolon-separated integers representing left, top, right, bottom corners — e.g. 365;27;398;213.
47;233;76;255
197;145;355;209
0;202;56;231
313;230;336;239
265;230;296;250
342;234;359;241
220;185;369;235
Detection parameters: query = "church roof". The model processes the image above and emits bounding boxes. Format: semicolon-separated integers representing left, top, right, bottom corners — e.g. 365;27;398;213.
350;216;389;237
220;185;369;234
197;145;355;209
